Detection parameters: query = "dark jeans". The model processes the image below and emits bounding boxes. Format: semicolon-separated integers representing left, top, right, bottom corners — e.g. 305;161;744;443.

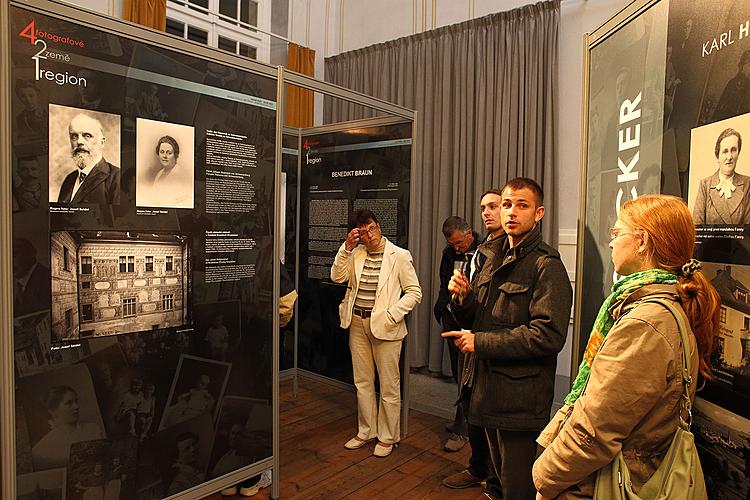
485;428;539;500
443;315;468;437
442;316;500;496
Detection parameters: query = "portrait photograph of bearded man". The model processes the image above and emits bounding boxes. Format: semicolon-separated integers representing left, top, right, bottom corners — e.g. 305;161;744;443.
48;104;121;205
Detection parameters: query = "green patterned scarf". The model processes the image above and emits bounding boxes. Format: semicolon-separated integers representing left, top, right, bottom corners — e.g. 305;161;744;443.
565;269;678;405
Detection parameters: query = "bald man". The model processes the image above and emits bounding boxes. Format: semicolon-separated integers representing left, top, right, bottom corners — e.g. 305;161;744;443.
57;113;120;204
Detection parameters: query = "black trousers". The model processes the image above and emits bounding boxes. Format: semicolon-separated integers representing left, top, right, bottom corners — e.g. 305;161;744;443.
485;428;539;500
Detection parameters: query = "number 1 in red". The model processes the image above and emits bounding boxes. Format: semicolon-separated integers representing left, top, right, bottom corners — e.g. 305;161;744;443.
20;20;36;45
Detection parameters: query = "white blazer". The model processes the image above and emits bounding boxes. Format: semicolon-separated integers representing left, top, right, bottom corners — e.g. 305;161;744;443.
330;237;422;341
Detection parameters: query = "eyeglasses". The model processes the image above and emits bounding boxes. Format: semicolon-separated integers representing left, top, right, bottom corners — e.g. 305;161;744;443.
359;224;379;237
609;227;639;241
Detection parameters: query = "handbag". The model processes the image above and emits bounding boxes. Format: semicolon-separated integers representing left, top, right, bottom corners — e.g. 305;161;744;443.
593;297;707;500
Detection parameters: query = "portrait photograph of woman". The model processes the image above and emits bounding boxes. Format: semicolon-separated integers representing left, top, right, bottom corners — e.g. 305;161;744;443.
688;113;750;225
135;118;195;209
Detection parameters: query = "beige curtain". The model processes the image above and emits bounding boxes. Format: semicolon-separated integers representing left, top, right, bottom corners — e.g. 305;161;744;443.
324;1;559;373
286;43;316;128
123;0;166;31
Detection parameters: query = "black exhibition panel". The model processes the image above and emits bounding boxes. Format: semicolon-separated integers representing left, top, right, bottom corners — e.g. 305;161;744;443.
576;0;750;496
297;122;413;383
7;1;278;498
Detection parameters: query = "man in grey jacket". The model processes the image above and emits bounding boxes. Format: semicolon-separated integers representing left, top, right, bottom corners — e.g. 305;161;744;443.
444;177;572;500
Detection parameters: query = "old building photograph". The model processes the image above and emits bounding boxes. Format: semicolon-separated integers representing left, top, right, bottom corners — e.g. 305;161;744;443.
50;231;191;342
705;262;750;374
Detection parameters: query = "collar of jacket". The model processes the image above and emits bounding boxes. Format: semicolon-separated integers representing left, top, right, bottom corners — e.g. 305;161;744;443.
607;283;679;320
481;225;543;267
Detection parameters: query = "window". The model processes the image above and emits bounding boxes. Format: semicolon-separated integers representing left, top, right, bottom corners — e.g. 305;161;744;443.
120;256;135;273
166;0;269;62
162;293;174;311
62;246;70;271
81;256;92;275
123;298;137;317
166;256;174;272
187;25;208;44
720;306;727;324
738;290;748;303
81;282;91;290
146;256;154;272
65;308;73;330
744;316;750;331
81;304;93;322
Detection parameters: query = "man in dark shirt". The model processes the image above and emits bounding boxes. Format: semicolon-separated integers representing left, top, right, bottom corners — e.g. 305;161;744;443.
445;178;572;500
434;216;480;452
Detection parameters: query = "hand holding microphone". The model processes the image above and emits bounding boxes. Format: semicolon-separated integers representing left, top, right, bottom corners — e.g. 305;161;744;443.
448;269;471;305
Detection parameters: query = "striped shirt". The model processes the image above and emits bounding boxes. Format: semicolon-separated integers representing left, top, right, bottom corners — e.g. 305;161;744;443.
354;241;385;311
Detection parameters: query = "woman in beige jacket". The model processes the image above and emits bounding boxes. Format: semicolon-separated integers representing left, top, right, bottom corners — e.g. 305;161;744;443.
533;195;719;499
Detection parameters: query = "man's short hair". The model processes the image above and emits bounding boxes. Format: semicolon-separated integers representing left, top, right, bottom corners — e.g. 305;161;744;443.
501;177;544;207
348;209;379;230
715;128;742;157
442;216;471;238
480;188;503;200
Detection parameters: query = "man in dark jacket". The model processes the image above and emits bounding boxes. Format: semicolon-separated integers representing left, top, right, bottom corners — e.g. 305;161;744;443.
444;177;572;500
434;216;481;452
441;190;504;497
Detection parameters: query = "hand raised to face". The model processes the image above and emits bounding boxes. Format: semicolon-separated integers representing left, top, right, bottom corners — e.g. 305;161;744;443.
344;228;361;251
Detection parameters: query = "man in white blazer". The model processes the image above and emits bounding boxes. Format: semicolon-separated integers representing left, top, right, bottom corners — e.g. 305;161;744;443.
331;209;422;458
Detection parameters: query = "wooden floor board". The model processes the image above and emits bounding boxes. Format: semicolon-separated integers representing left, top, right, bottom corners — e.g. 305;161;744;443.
201;375;481;500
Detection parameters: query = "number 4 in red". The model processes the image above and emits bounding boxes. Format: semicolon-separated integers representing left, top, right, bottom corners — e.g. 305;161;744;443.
19;20;36;45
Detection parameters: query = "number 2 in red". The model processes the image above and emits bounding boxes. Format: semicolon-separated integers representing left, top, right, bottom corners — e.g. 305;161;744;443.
19;20;36;45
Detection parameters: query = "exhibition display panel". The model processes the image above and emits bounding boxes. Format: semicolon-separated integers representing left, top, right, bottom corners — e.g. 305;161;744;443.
0;1;418;498
3;1;280;498
296;119;414;385
575;0;750;496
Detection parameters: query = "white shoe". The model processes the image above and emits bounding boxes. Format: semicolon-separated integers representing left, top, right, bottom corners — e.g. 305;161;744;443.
221;486;238;496
256;469;272;489
373;441;398;457
344;436;375;449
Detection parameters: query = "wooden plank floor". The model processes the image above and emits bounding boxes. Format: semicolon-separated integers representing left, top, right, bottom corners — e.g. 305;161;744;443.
202;375;488;499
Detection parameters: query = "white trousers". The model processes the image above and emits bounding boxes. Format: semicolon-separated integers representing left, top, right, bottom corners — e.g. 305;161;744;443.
349;314;403;444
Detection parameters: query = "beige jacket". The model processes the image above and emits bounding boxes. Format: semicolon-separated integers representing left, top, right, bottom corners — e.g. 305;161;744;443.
330;237;422;341
532;284;699;499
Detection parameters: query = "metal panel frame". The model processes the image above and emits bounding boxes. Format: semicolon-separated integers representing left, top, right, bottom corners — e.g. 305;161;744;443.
1;0;15;498
1;2;415;497
570;0;661;377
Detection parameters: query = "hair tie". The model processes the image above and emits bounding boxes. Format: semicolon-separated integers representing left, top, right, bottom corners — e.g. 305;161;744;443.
681;259;702;278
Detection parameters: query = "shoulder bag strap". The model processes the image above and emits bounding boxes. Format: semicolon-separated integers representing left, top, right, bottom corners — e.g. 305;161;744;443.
640;297;694;430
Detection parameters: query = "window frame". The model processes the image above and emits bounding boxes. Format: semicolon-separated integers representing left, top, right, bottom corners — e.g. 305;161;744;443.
165;0;270;63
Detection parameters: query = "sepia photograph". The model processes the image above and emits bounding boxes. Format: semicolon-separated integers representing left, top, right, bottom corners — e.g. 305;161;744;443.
13;154;45;212
159;354;231;431
146;413;214;497
702;261;750;388
17;468;67;500
207;396;272;479
48;104;120;205
192;301;241;361
117;328;191;369
689;113;750;226
136;118;195;209
66;437;137;500
50;230;191;342
16;364;105;471
694;398;750;500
